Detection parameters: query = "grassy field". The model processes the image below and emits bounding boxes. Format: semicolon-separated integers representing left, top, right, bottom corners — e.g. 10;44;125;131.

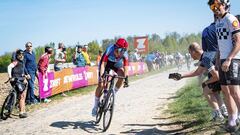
166;79;227;134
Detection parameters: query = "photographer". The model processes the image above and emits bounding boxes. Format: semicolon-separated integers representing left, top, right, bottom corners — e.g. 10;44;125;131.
73;45;89;67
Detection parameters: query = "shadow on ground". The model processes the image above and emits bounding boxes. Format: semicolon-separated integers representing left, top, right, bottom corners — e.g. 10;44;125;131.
50;120;103;133
121;116;221;135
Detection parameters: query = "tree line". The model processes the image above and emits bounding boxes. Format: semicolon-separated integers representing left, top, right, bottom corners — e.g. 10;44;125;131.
0;32;201;73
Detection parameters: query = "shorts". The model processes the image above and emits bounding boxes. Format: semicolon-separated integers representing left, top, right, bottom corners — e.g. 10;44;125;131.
98;61;121;82
208;82;221;92
219;59;240;85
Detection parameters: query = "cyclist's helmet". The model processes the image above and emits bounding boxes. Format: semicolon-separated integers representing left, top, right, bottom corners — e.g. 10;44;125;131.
115;38;128;49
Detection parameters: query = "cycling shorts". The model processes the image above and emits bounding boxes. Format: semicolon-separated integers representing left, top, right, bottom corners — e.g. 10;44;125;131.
219;59;240;85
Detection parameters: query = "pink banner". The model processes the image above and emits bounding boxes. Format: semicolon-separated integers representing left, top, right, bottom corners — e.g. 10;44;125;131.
38;62;147;99
72;67;88;89
39;72;54;99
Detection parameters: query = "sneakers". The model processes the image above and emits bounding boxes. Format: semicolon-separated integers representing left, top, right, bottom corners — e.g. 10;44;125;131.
220;105;228;118
43;98;51;103
19;113;28;118
212;110;224;122
224;124;239;133
92;107;97;117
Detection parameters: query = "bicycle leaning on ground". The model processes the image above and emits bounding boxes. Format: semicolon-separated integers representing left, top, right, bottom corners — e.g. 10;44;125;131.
0;77;27;120
95;73;128;132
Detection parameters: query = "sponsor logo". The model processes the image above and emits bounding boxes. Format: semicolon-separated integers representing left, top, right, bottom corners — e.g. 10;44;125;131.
232;20;239;28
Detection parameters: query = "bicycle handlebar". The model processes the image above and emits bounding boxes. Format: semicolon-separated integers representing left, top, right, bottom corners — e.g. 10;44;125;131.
4;78;10;84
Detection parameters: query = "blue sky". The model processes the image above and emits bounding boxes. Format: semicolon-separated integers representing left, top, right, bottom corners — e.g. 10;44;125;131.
0;0;240;55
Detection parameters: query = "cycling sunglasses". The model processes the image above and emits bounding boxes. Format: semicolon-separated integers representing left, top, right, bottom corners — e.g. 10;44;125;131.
210;3;220;11
117;48;126;54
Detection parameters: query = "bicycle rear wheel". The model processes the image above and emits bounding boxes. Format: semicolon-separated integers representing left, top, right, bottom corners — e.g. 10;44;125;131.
1;92;17;120
102;89;115;132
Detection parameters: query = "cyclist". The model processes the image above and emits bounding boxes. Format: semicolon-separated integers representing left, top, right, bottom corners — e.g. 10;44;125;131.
208;0;240;132
170;43;227;122
185;52;191;70
7;49;29;118
91;38;129;116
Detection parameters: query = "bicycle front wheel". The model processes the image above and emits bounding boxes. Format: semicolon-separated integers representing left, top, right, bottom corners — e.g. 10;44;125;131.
95;101;103;124
102;89;115;132
1;91;17;120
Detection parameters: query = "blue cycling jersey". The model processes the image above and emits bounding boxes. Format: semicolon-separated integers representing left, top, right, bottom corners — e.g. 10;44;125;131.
202;23;218;52
100;44;128;68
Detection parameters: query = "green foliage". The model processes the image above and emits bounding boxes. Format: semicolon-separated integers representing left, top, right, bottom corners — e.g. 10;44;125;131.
0;32;201;72
0;53;11;72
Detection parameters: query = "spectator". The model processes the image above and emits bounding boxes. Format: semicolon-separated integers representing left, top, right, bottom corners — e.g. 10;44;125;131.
133;48;141;62
8;50;29;118
82;45;91;65
54;42;66;71
96;50;102;66
208;0;240;132
145;52;156;71
73;45;89;67
54;42;67;96
38;46;53;103
24;42;38;105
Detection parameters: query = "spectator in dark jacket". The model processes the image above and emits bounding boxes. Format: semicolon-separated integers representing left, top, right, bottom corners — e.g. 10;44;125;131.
24;42;38;105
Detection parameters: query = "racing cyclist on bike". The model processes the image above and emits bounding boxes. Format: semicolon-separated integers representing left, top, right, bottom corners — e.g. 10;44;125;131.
92;38;129;116
7;49;30;118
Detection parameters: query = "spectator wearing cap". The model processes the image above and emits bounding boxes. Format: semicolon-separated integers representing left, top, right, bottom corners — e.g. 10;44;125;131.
54;43;66;71
24;42;38;105
73;45;89;67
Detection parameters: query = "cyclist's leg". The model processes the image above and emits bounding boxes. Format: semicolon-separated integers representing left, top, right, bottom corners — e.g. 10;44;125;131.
115;68;124;93
19;90;27;114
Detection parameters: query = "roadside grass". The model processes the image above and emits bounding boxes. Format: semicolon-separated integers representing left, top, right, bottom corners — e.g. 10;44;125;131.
166;79;222;134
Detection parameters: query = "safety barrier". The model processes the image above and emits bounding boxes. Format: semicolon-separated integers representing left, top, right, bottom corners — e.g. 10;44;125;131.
38;62;148;99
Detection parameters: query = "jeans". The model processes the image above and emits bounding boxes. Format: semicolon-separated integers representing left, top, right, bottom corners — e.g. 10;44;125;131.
26;73;36;103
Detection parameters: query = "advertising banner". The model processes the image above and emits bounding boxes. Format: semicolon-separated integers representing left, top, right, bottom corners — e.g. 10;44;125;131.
38;62;147;99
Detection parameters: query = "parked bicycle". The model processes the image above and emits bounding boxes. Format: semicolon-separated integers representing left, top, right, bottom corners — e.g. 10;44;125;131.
95;73;128;132
1;77;27;120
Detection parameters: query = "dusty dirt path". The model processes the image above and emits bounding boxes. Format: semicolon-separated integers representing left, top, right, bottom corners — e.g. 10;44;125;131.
0;67;188;135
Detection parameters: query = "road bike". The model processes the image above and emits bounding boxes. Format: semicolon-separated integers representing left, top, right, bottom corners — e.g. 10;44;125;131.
95;73;127;132
1;77;26;120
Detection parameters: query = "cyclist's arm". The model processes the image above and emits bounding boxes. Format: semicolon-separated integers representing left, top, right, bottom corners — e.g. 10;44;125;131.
226;16;240;61
181;66;205;79
7;61;17;78
123;54;129;77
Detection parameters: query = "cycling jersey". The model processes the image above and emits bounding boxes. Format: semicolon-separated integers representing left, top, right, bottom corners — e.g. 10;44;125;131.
199;52;215;72
215;13;240;59
100;44;128;69
202;23;218;52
